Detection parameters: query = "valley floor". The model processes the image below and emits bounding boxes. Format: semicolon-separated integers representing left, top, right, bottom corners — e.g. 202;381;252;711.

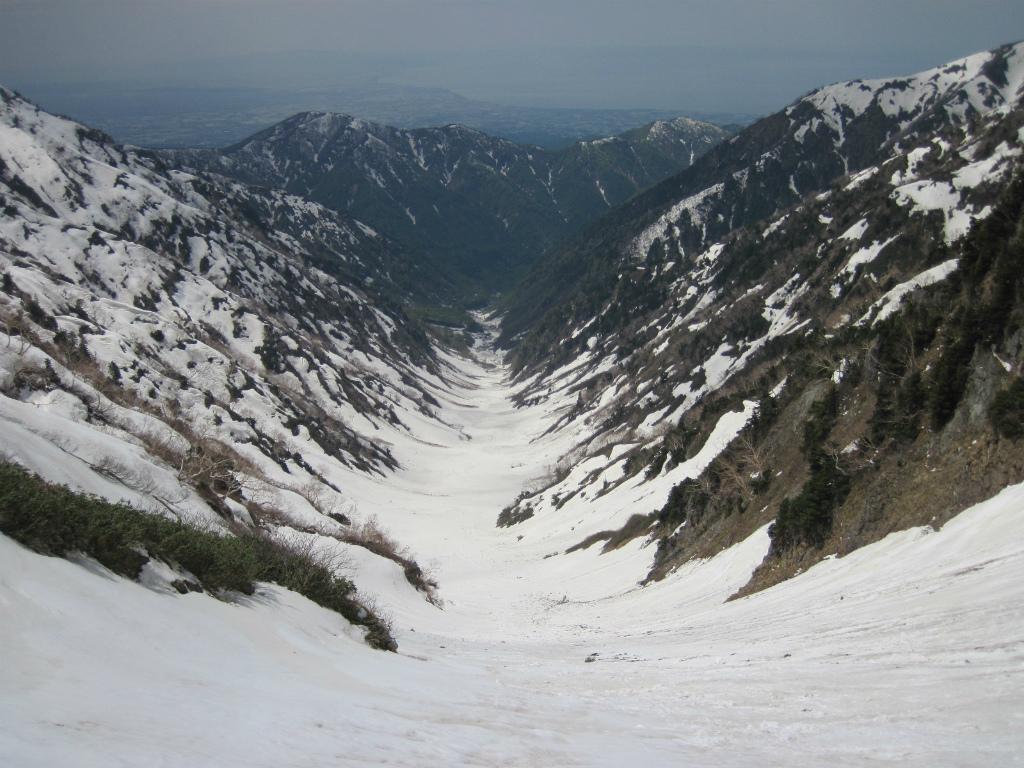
3;335;1024;766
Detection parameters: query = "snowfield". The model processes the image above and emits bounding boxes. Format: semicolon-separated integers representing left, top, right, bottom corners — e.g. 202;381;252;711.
3;338;1023;767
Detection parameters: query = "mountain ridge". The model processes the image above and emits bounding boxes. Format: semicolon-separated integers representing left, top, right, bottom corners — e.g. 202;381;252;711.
3;40;1024;626
491;40;1024;596
498;43;1024;354
158;110;730;302
2;42;1024;765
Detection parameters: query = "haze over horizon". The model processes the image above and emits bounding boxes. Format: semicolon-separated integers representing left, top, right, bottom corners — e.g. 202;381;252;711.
3;9;1024;765
2;0;1023;118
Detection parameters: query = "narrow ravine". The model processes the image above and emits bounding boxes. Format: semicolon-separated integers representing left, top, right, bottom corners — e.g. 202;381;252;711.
311;331;1024;765
3;329;1022;766
335;325;585;638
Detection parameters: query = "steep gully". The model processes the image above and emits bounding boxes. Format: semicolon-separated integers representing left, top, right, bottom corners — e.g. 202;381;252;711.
2;293;1021;767
309;323;1024;764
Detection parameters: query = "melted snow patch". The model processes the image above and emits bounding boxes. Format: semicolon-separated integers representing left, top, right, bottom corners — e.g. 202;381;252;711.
763;274;808;337
699;243;726;264
890;146;932;186
844;166;879;190
762;214;788;239
893;180;972;243
954;142;1022;189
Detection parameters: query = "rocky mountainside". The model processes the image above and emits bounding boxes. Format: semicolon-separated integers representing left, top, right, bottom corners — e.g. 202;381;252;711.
160;113;729;299
3;44;1024;765
495;41;1024;593
2;40;1024;640
500;43;1024;347
0;86;474;646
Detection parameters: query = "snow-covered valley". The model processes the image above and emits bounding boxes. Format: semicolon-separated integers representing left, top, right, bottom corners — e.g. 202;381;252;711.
4;336;1023;766
4;42;1024;767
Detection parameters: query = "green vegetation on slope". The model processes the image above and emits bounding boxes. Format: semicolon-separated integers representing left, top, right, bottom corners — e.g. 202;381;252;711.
0;462;397;651
647;166;1024;593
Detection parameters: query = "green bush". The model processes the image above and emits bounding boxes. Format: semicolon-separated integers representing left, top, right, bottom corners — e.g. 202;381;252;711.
656;478;711;527
0;462;396;650
928;331;978;430
769;385;849;553
769;460;850;551
496;504;534;527
990;378;1024;439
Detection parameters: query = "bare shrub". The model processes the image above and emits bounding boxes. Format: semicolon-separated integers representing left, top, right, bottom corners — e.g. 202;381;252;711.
717;433;770;502
7;357;61;393
132;418;268;514
177;437;264;501
136;425;189;469
277;533;353;586
343;515;441;605
717;454;753;502
93;455;160;495
355;592;395;636
244;497;288;530
350;514;407;558
0;304;35;355
292;478;351;525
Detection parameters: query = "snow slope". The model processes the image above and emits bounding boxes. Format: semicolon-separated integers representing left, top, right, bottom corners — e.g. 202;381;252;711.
3;337;1023;766
3;45;1024;765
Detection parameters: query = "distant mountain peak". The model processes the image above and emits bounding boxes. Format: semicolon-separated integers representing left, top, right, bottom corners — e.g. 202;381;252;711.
161;109;731;297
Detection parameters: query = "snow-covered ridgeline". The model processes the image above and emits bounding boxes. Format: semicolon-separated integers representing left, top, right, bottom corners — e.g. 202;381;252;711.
506;48;1024;539
2;43;1024;765
803;43;1024;144
629;42;1024;275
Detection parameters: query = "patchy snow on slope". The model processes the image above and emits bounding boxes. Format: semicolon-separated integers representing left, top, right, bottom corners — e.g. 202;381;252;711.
890;146;933;185
954;141;1022;188
762;273;808;337
698;242;726;264
762;214;789;238
890;132;1021;244
631;183;724;259
858;259;961;325
838;217;870;241
893;180;975;243
805;48;995;129
839;235;898;277
845;165;879;190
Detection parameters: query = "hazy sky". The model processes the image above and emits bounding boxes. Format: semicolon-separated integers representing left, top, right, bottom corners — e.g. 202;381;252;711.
2;0;1023;114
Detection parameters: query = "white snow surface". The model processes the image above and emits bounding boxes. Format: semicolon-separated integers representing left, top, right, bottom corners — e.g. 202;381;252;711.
3;339;1023;766
839;235;898;277
4;57;1024;763
858;259;961;326
838;218;870;241
805;44;1024;136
